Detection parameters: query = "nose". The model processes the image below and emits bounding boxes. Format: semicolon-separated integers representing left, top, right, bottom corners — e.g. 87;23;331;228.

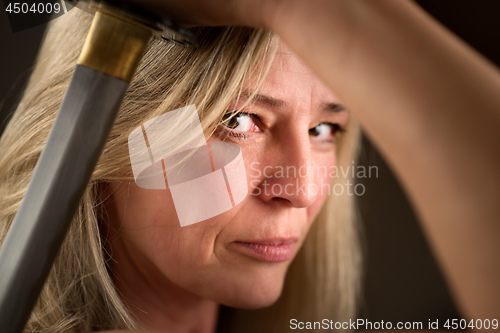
254;131;318;208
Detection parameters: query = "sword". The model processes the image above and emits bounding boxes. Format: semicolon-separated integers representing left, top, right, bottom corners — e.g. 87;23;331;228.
0;2;195;331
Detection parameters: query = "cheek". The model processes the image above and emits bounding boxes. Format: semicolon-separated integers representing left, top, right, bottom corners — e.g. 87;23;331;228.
108;183;180;229
106;182;231;267
106;184;192;271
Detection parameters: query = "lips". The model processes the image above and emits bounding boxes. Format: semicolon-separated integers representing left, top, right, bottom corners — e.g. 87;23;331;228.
232;238;298;262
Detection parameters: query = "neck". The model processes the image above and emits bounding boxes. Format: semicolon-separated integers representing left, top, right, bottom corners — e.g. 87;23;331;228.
111;242;219;333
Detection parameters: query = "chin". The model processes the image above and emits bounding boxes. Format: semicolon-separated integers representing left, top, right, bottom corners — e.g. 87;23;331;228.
222;291;283;310
214;274;286;309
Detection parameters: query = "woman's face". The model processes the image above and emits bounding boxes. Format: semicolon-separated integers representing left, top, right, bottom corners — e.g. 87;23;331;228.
105;44;348;309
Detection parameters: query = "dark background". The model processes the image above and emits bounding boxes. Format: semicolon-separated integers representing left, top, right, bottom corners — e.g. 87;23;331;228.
1;0;500;327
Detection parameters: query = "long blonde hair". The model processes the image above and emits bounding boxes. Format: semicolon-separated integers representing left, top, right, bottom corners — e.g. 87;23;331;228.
0;7;361;333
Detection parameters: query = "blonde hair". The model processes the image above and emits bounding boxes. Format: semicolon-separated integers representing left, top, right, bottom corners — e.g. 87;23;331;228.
0;7;361;333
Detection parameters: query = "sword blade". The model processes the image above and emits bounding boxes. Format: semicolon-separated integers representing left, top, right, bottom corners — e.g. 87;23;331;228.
0;65;129;333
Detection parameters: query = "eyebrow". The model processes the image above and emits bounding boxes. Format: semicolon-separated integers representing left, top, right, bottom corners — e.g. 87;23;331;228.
321;102;346;113
238;92;347;113
252;93;286;109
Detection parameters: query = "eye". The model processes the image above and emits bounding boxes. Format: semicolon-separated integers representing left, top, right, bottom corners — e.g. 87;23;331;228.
221;111;260;133
309;123;343;141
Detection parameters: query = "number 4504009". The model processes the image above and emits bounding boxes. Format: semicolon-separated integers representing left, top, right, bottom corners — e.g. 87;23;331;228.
5;2;61;14
444;319;498;330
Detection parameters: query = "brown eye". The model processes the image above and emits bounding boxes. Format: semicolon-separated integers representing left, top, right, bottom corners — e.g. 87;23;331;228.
222;113;240;129
309;123;342;141
222;112;258;132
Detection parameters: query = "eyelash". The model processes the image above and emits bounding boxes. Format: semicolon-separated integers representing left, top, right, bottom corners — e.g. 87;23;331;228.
226;131;250;140
219;111;346;142
219;111;260;140
309;123;347;143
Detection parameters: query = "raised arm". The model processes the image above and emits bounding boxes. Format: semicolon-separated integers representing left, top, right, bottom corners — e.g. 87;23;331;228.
266;0;500;320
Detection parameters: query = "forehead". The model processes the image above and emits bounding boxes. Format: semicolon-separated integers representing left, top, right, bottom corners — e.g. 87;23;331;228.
254;43;340;110
271;43;311;75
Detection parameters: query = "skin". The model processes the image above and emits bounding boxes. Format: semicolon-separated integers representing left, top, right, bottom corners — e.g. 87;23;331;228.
104;43;349;333
105;0;500;331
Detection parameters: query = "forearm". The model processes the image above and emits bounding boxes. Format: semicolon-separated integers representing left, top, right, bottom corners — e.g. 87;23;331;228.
269;0;500;318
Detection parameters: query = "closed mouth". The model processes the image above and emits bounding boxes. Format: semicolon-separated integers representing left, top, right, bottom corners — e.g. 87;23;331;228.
232;238;298;262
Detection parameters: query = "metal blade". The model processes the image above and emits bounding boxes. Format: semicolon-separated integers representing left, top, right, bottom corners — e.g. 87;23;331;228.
0;64;129;333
